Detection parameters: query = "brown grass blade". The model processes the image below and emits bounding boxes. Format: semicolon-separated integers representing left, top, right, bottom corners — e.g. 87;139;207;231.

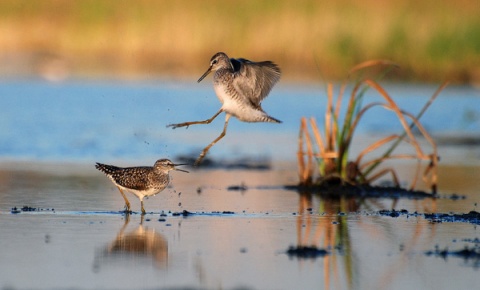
348;60;399;76
337;82;363;168
326;83;334;150
334;82;345;120
362;80;445;178
365;168;400;186
304;121;315;183
310;117;325;154
408;160;422;190
416;80;449;122
399;109;438;158
364;79;424;157
298;118;308;184
316;152;340;159
343;102;388;157
360;154;421;170
398;109;438;192
355;135;400;165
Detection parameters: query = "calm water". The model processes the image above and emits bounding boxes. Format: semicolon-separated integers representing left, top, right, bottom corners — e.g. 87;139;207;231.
0;79;478;164
0;79;479;290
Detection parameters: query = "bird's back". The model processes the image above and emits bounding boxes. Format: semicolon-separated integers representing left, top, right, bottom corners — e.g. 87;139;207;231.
95;163;153;191
230;58;281;106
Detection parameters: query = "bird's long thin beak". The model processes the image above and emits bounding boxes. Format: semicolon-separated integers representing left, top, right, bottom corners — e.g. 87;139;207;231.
174;164;189;173
197;67;212;83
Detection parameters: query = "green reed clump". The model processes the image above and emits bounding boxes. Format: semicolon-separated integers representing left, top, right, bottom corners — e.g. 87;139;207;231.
298;60;447;193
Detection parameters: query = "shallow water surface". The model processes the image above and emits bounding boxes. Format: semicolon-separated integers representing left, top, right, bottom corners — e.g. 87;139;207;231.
0;79;479;289
1;163;479;290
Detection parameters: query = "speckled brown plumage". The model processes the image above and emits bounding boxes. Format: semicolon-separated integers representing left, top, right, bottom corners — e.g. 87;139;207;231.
95;159;188;214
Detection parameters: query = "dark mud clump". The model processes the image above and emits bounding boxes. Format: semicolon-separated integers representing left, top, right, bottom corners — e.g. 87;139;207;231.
214;210;235;214
11;206;55;214
175;154;271;170
377;209;480;225
227;183;248;191
171;210;194;217
377;209;411;218
425;245;480;268
424;211;480;225
285;246;329;259
169;210;235;217
285;183;438;199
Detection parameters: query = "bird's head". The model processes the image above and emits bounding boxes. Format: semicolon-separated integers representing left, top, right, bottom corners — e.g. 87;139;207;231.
154;159;189;173
198;52;231;83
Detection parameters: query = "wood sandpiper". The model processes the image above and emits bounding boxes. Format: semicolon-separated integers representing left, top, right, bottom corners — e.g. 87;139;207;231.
95;159;188;214
167;52;281;166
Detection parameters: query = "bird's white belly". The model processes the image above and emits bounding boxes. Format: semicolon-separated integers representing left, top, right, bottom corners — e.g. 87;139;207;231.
120;186;161;200
214;83;229;104
215;83;266;122
214;83;240;115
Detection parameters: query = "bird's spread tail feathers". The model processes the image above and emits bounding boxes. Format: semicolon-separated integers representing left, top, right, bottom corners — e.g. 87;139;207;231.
95;163;120;176
264;115;282;123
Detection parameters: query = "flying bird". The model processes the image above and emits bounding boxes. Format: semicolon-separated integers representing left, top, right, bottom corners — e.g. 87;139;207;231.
167;52;281;165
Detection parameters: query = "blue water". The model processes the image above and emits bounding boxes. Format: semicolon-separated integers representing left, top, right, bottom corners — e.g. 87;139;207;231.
1;78;480;290
0;78;479;164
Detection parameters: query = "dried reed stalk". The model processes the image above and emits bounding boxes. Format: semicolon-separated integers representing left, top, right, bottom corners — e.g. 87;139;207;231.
296;62;444;192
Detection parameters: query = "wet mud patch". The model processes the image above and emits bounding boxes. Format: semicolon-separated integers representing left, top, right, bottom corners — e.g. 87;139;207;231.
8;207;238;217
226;183;461;200
377;209;480;225
10;206;55;214
425;245;480;268
424;211;480;225
377;209;413;218
170;210;236;217
175;154;271;170
285;246;329;259
285;184;442;199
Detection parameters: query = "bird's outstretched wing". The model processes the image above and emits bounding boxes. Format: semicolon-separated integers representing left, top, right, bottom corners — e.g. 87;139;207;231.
230;58;281;106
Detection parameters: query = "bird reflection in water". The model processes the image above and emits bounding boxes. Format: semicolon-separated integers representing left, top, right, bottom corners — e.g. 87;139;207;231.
93;214;168;271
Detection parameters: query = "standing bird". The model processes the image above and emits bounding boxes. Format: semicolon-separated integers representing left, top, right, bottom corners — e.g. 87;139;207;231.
95;159;188;214
167;52;281;166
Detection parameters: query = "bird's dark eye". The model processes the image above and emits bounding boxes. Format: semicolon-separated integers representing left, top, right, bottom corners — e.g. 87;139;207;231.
212;59;218;65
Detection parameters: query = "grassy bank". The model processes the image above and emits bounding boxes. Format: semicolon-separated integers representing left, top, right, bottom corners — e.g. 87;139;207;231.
0;0;479;83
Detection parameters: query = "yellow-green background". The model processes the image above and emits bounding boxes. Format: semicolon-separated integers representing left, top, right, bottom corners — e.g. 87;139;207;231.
1;0;479;83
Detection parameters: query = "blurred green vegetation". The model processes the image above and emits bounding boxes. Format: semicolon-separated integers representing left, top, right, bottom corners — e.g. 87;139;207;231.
0;0;479;83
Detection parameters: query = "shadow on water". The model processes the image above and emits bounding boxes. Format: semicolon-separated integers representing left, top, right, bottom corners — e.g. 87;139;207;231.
93;214;168;272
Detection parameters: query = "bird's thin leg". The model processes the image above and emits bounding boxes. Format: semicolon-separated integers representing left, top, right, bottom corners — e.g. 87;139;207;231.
167;109;223;129
195;114;231;166
140;199;146;215
116;187;131;213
